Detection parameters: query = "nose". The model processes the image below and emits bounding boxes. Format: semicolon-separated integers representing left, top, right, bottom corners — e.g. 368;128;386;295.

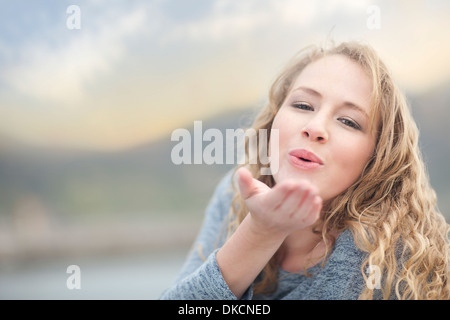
301;115;329;143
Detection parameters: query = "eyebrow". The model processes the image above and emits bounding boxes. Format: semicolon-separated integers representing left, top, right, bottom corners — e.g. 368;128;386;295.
292;86;369;119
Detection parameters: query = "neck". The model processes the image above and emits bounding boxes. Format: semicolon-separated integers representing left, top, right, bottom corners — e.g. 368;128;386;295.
276;223;338;272
279;226;323;256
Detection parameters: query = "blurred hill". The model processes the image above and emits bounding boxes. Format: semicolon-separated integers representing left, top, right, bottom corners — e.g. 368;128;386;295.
0;106;259;261
0;106;258;222
0;86;449;261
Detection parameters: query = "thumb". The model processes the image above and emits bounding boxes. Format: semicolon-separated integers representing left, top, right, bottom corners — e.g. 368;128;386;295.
237;167;263;200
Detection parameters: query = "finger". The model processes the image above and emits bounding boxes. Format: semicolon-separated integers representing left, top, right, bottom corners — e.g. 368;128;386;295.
268;180;299;211
301;195;322;226
271;180;314;212
277;184;309;216
295;184;315;211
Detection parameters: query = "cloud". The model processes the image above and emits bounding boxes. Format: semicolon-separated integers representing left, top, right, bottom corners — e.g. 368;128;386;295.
0;0;376;106
1;0;449;151
1;5;148;104
165;0;371;42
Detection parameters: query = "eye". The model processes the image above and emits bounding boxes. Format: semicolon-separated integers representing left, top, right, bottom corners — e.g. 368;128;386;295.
292;102;314;111
338;117;361;130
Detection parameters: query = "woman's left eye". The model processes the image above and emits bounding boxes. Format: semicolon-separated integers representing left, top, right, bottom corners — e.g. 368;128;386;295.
339;118;361;130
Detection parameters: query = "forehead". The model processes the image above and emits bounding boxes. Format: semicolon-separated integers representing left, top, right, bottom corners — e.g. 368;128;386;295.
290;54;373;112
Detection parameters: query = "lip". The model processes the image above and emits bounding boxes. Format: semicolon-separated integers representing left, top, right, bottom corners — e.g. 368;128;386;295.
288;148;324;170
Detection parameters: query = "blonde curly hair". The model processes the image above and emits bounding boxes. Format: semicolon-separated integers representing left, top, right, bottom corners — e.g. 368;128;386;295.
226;41;450;299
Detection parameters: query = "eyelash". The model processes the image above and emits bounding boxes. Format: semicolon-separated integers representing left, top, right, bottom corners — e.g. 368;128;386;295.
292;103;314;111
291;103;362;131
338;118;361;130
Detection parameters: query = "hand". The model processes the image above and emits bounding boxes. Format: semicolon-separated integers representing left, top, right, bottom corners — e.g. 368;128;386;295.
237;167;322;238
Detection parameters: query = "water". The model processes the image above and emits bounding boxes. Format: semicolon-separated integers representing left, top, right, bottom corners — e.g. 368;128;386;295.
0;249;188;299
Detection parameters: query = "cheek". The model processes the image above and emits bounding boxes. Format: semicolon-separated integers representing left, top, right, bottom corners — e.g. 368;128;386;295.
270;109;299;147
335;138;375;180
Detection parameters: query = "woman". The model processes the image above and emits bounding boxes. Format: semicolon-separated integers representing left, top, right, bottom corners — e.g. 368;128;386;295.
160;41;449;300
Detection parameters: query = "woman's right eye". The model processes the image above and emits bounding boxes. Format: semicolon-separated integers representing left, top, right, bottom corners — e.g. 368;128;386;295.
292;102;314;111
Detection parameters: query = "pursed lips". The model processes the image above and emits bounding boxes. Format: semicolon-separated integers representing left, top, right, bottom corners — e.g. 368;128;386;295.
288;148;324;169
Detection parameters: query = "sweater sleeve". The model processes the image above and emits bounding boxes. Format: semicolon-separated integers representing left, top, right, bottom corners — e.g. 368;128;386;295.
159;170;253;300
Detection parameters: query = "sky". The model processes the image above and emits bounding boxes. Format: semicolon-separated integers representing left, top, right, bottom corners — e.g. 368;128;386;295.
1;0;450;151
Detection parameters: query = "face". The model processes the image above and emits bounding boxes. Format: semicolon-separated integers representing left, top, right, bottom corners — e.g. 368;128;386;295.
270;54;377;202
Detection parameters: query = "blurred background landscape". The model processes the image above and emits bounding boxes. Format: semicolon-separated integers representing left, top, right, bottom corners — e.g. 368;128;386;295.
0;0;449;299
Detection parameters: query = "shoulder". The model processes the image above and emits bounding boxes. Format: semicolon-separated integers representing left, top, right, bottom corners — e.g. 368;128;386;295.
307;228;368;299
329;228;403;300
327;228;367;278
331;228;366;264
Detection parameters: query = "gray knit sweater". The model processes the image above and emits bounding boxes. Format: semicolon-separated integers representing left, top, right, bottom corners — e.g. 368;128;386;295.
160;171;384;300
